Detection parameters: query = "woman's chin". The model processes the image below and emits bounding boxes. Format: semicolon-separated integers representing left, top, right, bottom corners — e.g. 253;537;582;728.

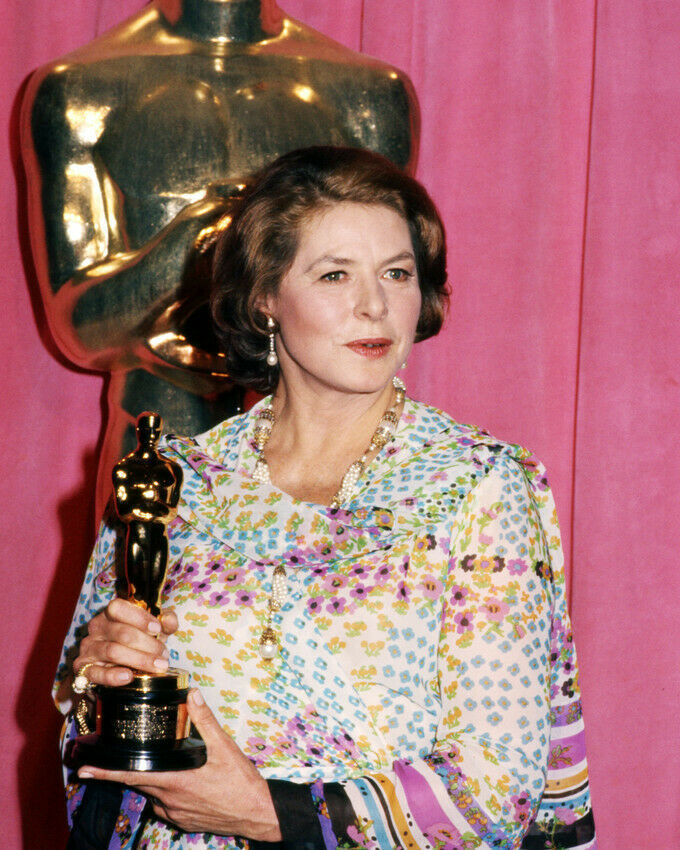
279;359;400;399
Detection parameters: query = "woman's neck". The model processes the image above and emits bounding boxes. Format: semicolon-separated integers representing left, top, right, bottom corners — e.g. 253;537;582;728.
263;379;400;505
273;379;395;448
160;0;282;43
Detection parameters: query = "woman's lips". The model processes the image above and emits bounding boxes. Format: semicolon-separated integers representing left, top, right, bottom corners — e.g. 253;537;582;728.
345;338;393;358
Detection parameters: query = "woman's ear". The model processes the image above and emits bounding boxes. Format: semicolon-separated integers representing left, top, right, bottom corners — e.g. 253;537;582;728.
254;293;277;324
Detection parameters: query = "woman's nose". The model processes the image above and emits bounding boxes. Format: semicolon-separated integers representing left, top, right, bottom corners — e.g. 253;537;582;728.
353;276;388;320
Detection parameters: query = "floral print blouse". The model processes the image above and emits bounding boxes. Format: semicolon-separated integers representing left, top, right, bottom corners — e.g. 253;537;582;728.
56;398;595;850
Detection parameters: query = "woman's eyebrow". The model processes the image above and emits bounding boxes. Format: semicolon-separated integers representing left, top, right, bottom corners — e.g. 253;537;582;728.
304;255;354;273
381;251;416;265
304;251;415;274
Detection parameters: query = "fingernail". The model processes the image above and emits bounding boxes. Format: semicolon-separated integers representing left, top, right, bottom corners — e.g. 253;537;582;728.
161;646;170;659
79;770;94;779
115;670;132;684
190;689;204;706
153;657;169;671
148;621;161;635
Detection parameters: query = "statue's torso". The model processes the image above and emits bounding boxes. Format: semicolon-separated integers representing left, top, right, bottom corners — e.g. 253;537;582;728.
31;19;416;268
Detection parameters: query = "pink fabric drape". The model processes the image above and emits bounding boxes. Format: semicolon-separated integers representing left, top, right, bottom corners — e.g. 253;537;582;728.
1;2;678;846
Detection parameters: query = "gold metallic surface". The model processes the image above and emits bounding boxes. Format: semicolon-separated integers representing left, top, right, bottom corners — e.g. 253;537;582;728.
129;669;191;693
76;697;92;735
109;702;179;742
113;412;182;615
21;0;420;517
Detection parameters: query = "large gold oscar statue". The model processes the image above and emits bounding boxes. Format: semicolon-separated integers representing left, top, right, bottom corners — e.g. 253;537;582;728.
20;0;419;517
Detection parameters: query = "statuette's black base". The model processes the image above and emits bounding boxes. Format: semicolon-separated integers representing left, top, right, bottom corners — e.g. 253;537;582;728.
68;733;207;772
67;668;207;772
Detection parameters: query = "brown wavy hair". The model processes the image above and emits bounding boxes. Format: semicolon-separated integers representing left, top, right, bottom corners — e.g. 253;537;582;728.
211;146;448;392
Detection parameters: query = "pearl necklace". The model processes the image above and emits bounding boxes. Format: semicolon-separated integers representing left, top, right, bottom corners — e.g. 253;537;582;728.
252;376;406;659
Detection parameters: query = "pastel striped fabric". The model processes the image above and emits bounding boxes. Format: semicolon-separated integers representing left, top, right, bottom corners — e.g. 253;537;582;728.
55;398;595;849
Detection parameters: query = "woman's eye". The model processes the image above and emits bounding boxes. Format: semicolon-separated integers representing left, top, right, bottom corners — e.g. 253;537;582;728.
320;270;345;282
384;268;413;281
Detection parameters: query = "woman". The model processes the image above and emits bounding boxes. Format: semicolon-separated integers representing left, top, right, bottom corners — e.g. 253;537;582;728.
57;147;595;849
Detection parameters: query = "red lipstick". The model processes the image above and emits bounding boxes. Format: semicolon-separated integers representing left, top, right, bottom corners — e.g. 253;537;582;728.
345;338;392;358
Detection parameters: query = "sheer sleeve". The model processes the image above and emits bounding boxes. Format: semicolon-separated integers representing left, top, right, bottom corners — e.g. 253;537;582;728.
53;517;119;714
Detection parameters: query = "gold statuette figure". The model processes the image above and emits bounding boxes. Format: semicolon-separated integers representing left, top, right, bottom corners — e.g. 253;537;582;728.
113;411;181;617
68;412;206;771
20;0;419;519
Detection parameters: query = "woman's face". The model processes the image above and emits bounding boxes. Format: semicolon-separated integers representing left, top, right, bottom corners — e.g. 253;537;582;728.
266;202;422;401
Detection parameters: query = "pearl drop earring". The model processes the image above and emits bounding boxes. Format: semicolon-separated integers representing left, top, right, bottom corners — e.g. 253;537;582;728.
266;317;278;367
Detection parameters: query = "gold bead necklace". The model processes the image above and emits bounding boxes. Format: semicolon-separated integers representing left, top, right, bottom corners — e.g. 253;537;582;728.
252;376;406;659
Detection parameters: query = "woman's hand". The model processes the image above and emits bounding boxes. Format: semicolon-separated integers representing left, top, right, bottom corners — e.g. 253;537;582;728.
74;598;178;687
77;689;281;841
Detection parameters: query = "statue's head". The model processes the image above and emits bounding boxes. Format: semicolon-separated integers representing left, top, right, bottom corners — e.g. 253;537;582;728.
136;411;163;446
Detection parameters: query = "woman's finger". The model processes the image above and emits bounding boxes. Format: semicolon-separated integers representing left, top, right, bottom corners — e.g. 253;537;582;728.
74;662;134;687
100;598;164;635
84;620;168;658
185;689;231;753
78;627;169;668
73;652;170;687
76;766;182;800
157;608;179;636
75;638;169;677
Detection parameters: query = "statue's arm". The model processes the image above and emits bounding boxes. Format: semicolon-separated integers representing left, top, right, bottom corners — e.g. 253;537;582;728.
347;69;421;173
21;70;232;372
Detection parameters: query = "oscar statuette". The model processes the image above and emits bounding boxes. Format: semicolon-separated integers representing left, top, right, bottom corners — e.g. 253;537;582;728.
68;412;207;771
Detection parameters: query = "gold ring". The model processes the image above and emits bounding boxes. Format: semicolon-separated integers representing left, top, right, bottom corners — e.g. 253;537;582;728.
73;662;97;694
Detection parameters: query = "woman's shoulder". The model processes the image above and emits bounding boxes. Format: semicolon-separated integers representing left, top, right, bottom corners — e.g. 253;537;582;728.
356;398;553;521
401;398;547;484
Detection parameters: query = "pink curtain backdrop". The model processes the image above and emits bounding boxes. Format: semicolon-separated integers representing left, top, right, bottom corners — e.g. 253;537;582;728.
1;1;678;846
